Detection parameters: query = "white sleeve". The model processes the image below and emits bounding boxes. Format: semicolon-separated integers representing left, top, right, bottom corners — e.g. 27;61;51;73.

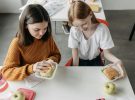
100;24;114;49
68;27;79;48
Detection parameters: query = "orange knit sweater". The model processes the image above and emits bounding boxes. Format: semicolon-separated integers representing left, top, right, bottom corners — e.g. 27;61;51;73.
1;35;61;81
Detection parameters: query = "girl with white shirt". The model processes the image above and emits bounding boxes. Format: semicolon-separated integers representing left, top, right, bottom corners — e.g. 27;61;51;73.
68;1;123;67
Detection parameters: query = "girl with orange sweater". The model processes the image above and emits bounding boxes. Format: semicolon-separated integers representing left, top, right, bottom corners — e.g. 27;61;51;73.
0;4;61;81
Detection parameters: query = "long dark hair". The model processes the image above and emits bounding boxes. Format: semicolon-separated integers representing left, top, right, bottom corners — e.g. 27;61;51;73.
68;1;99;25
17;4;52;46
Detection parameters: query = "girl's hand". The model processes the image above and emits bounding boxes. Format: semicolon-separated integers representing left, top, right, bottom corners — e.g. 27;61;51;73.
46;59;54;65
33;61;51;73
114;60;126;78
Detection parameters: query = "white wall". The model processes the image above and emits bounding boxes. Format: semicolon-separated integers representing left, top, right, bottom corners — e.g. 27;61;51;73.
0;0;22;13
102;0;135;10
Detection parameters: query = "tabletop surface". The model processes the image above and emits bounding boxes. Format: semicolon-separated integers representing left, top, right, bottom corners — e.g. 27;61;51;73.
8;66;135;100
51;0;106;21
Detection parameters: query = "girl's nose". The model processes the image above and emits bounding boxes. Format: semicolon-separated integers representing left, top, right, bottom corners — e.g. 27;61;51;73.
39;30;45;36
83;24;88;29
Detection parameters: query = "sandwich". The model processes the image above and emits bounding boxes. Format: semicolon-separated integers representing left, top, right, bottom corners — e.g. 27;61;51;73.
39;65;55;77
102;66;119;80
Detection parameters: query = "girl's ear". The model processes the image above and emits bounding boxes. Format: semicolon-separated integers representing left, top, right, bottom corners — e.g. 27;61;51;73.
89;12;93;20
89;12;93;17
25;25;28;29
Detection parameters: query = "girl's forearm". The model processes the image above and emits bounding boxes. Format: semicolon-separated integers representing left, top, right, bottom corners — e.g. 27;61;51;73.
73;55;79;66
72;48;79;66
103;49;121;63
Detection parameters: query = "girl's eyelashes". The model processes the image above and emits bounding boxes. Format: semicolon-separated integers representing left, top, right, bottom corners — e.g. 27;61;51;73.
34;28;47;32
34;29;39;31
34;29;39;32
44;28;47;30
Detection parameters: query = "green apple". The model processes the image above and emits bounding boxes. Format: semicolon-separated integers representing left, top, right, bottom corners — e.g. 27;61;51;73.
104;82;116;94
11;90;25;100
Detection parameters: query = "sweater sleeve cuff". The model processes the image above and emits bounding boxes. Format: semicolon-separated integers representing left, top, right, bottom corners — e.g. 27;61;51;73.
27;64;34;75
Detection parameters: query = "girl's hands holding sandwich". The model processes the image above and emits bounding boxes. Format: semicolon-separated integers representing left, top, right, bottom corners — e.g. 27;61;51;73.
33;60;51;73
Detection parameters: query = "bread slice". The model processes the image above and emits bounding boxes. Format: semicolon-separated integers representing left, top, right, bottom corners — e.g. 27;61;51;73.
89;4;100;12
39;65;55;77
103;67;119;80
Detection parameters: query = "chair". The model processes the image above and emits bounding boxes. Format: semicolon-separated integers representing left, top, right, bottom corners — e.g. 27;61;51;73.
65;58;73;66
65;19;108;66
97;18;109;26
129;23;135;41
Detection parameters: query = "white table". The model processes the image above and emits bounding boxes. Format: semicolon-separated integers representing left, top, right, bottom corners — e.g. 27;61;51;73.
7;66;135;100
50;0;106;33
51;0;106;21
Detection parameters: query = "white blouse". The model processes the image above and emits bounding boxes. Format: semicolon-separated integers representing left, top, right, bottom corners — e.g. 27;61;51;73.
68;23;114;60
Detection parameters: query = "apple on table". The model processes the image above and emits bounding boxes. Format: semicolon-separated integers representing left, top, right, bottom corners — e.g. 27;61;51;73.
104;82;116;95
11;90;25;100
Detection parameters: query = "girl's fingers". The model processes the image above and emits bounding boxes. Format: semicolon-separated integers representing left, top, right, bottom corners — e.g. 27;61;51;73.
39;67;51;73
35;60;52;73
36;67;48;72
40;67;49;70
43;63;51;67
42;60;52;67
36;65;48;69
35;69;41;72
37;61;51;67
116;62;126;77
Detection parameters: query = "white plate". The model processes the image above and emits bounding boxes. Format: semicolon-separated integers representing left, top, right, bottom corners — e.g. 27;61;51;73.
35;62;58;80
101;63;124;82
